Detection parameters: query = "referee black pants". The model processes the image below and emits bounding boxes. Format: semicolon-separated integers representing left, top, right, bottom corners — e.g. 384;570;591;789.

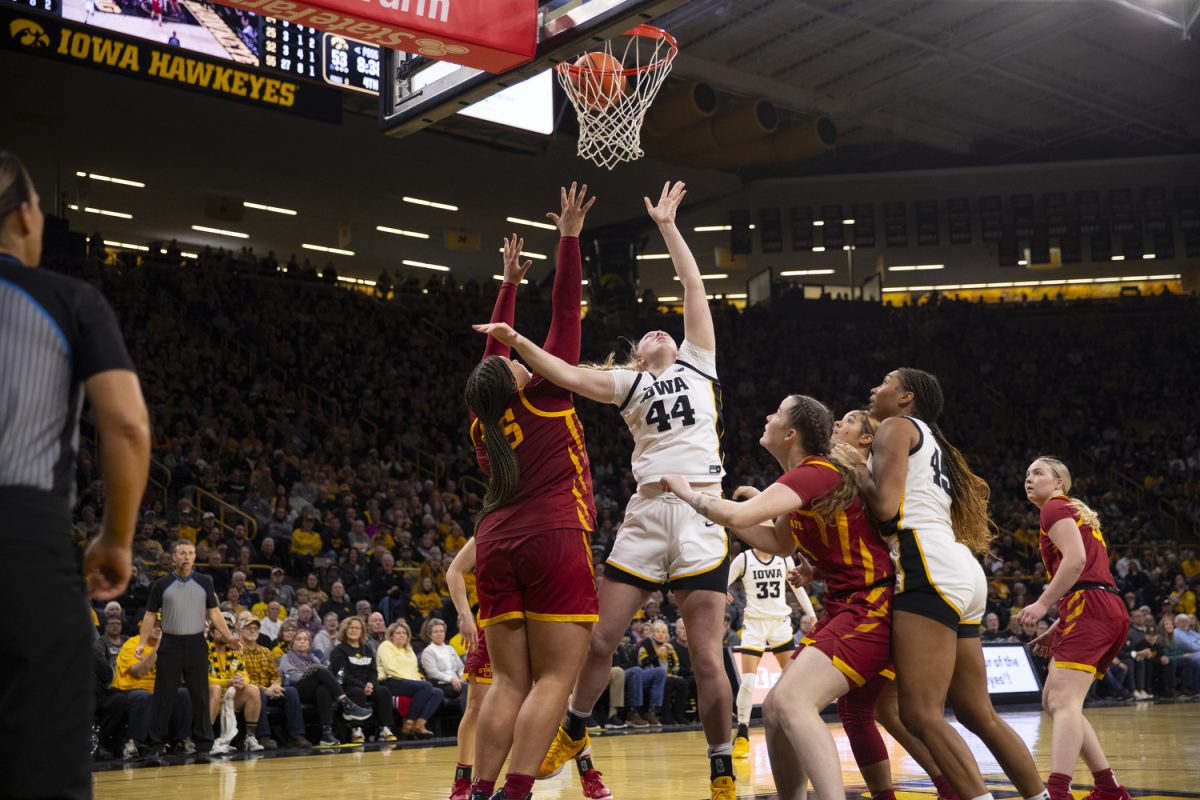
0;490;92;800
151;633;213;746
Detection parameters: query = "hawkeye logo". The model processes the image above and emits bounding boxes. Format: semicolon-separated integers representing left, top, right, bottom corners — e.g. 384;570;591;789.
10;19;50;48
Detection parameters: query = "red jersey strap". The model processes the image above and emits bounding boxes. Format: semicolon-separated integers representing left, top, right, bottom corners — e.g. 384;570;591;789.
802;456;840;473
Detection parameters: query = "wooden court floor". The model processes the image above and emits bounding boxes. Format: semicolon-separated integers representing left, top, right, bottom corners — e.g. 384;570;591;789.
94;704;1199;800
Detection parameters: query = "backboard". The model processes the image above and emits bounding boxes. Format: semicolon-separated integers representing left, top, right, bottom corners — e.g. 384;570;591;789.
379;0;688;138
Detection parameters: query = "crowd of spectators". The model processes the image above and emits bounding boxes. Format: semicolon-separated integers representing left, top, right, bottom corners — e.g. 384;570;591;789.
58;246;1199;760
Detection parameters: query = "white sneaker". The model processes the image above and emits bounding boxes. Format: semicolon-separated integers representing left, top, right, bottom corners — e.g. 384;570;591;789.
244;734;265;752
121;739;140;760
350;727;365;743
210;742;234;755
379;726;397;742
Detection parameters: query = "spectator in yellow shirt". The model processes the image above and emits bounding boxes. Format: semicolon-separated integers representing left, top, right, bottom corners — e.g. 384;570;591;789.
291;517;324;574
411;576;444;620
442;522;467;554
207;614;264;752
1171;574;1197;616
110;620;194;758
376;620;442;739
1182;549;1200;581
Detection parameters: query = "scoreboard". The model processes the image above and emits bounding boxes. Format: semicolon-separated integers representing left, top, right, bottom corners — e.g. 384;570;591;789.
321;33;381;95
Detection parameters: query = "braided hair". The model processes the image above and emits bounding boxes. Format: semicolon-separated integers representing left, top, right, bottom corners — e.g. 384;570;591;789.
464;356;520;525
783;395;859;523
895;368;994;554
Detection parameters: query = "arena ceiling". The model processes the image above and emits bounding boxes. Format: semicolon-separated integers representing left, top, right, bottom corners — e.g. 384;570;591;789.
2;0;1198;290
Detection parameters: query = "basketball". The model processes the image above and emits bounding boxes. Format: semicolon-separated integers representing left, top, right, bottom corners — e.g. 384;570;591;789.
570;51;626;111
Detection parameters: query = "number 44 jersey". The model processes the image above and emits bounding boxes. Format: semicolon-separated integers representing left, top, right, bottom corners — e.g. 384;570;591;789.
610;339;725;488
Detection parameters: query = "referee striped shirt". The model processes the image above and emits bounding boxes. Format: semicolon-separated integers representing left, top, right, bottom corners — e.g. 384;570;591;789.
0;254;132;512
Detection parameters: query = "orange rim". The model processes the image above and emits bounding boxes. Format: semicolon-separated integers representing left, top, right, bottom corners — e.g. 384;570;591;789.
556;25;678;80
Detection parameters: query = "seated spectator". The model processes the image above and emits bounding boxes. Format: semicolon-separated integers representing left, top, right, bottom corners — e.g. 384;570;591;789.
369;553;411;624
101;615;127;668
295;603;321;638
236;614;310;748
272;619;299;659
671;617;697;723
411;577;444;621
1160;615;1199;695
257;601;285;641
376;620;442;739
1170;574;1197;616
266;566;295;610
365;612;387;655
207;614;264;752
980;612;1007;642
279;630;372;746
419;618;465;709
328;617;397;742
1138;625;1177;697
313;612;341;662
639;620;688;725
292;519;324;574
108;618;193;758
319;581;354;621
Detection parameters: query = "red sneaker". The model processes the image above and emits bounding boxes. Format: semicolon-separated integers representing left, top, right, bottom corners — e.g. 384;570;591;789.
579;768;613;799
1082;788;1132;800
449;778;472;800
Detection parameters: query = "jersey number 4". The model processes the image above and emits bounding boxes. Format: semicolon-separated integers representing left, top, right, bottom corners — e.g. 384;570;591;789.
755;581;781;599
645;396;696;432
930;450;951;494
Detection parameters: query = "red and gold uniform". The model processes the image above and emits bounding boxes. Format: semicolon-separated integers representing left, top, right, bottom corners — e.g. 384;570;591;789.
463;624;492;684
778;457;895;689
469;236;599;629
1039;496;1128;677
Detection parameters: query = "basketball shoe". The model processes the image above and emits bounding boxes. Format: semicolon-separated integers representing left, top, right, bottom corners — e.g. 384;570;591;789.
537;727;589;779
576;753;612;799
732;723;750;758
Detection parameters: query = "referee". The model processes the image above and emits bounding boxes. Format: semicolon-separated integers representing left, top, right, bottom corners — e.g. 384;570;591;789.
0;152;150;798
138;540;239;754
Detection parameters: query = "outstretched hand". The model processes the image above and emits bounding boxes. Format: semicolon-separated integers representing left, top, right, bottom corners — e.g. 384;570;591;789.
501;234;533;285
547;181;596;238
473;322;519;347
644;180;687;226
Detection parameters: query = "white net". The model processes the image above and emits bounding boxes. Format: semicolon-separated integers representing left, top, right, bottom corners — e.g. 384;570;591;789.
556;25;677;171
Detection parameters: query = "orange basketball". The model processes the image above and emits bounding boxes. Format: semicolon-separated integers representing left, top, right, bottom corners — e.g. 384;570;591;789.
570;51;626;111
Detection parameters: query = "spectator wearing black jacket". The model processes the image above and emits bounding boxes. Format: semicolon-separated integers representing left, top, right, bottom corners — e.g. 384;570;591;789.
639;620;689;725
370;553;411;623
327;616;396;742
319;581;355;621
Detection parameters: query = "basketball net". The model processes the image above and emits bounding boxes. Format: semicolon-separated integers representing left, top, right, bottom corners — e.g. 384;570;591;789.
556;25;677;171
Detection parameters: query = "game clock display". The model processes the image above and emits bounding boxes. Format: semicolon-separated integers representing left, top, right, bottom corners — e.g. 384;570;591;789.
321;32;380;95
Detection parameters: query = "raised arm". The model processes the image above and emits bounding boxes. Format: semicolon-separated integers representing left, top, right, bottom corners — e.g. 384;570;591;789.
660;476;798;556
644;181;715;351
483;234;532;359
542;182;595;364
446;538;478;653
472;322;615;405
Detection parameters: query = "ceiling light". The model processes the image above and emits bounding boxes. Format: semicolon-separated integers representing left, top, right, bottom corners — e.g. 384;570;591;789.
244;201;297;216
673;273;728;281
192;225;248;239
888;264;944;272
1110;255;1125;261
780;269;835;276
842;219;855;225
103;240;148;251
637;253;671;260
377;226;430;239
495;248;547;260
76;171;145;188
811;246;826;252
813;220;825;227
402;259;451;272
83;206;132;219
403;196;458;212
492;275;530;284
581;279;589;285
726;293;747;299
337;276;377;286
1142;254;1156;260
158;248;198;259
1018;260;1028;265
691;224;755;232
881;274;1181;293
657;296;681;302
505;216;556;231
302;244;355;256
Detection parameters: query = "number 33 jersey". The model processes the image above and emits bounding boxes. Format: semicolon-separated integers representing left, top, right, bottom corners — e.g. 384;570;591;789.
610;339;725;487
730;550;796;621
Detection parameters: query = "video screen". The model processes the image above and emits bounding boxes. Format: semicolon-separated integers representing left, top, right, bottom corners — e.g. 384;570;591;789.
61;0;259;62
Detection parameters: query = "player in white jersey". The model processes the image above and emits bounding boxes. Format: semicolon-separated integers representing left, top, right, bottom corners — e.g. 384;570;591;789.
475;181;737;800
837;368;1046;800
727;548;814;757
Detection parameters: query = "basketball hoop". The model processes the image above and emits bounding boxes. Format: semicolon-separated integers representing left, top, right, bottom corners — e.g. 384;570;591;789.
556;25;678;171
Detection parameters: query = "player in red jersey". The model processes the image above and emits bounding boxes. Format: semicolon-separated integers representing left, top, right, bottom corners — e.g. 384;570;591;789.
664;396;940;800
463;184;602;800
1019;458;1132;800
